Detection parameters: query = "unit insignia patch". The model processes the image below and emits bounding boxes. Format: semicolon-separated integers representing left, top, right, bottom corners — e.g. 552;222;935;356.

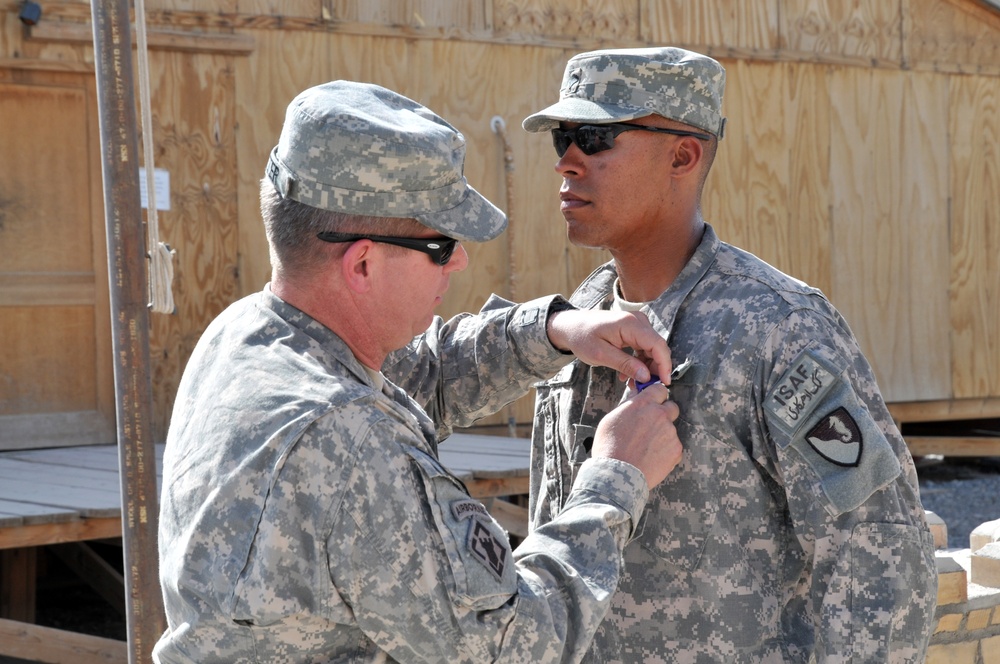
806;406;863;467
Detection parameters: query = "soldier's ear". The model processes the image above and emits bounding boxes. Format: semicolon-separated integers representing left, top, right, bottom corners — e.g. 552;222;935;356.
341;239;375;293
670;136;703;176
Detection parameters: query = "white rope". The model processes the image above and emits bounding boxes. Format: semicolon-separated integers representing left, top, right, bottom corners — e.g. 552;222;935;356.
134;0;175;314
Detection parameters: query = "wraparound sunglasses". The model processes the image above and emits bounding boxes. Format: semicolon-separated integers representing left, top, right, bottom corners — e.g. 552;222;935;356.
551;122;713;157
317;231;457;266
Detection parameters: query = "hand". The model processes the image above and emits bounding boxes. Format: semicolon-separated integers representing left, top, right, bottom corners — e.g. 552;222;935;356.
547;309;671;384
591;383;682;489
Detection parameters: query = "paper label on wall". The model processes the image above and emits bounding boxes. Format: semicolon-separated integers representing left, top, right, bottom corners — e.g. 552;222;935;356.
139;167;171;211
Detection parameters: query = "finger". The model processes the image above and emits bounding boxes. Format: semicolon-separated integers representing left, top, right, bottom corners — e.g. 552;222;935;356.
617;354;651;383
619;321;671;382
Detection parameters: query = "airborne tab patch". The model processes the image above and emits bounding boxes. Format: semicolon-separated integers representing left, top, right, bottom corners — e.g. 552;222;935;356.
468;520;508;581
806;407;863;467
452;499;490;521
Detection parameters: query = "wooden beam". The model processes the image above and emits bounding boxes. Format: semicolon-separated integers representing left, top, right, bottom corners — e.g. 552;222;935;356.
482;498;529;539
0;272;96;307
888;398;1000;424
0;548;36;622
28;21;255;55
466;476;530;499
906;436;1000;457
0;617;127;664
0;518;121;551
0;411;115;451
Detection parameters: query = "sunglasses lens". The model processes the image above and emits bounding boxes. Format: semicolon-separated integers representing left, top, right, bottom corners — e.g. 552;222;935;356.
437;240;455;265
551;126;616;157
552;129;572;157
578;126;614;155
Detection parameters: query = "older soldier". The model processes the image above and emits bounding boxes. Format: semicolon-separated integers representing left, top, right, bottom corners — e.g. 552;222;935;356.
520;47;938;662
154;80;683;663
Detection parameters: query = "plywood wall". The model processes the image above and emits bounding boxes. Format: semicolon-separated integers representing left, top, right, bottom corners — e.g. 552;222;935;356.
1;0;998;442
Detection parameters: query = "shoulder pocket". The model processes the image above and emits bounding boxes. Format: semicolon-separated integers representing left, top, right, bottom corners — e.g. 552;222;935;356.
765;349;901;516
405;446;518;610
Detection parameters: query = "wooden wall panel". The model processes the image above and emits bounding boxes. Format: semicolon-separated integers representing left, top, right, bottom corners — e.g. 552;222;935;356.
0;85;92;273
233;0;319;18
710;60;790;270
408;39;516;319
0;75;114;449
896;72;951;400
642;0;779;50
235;29;331;297
950;75;1000;399
327;0;490;30
829;67;951;401
3;0;1000;435
781;0;903;64
829;67;903;392
493;0;639;42
705;61;832;294
905;0;1000;74
143;49;240;439
0;307;95;414
784;62;832;295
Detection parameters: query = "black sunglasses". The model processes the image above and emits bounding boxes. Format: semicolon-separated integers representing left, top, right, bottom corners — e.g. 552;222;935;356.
551;122;714;157
316;231;458;266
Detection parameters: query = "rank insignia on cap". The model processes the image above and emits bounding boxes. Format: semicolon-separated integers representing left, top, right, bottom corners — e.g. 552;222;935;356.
468;520;508;580
806;407;863;467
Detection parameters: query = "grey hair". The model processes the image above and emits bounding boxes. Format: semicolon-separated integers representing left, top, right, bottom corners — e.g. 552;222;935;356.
260;178;427;277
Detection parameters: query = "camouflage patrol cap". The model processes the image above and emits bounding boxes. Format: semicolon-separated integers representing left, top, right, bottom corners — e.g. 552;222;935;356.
266;81;507;242
523;47;726;138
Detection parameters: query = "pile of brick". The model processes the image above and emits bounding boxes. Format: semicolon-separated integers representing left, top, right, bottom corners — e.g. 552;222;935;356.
928;512;1000;663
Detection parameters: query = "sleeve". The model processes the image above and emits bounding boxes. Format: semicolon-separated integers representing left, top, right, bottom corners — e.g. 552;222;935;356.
753;307;937;663
330;417;648;663
382;293;575;435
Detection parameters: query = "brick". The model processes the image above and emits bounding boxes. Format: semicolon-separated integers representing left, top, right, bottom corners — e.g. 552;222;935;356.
993;607;1000;626
926;510;948;549
935;613;963;633
938;553;969;605
927;641;978;664
983;635;1000;664
972;519;1000;553
972;542;1000;589
969;608;993;631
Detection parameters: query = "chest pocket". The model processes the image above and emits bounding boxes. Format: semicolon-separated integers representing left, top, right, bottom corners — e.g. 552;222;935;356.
635;363;721;572
405;446;517;610
533;362;590;521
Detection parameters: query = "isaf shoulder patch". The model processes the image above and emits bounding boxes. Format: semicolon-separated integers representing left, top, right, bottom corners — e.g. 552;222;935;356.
806;406;862;467
767;351;837;431
764;348;902;516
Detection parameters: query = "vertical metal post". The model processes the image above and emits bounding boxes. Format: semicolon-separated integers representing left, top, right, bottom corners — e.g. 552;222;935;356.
90;0;166;661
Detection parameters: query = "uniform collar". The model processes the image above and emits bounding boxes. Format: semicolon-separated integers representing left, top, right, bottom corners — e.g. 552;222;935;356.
641;223;720;339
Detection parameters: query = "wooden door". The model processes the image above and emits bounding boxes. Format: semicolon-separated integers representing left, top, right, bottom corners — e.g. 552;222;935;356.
0;76;114;450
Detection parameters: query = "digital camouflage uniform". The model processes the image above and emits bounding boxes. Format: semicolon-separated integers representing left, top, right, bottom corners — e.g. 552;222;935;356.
529;225;937;663
155;289;649;663
156;81;654;663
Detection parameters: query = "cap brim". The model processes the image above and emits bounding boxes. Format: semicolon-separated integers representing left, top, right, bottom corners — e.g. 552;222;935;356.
522;98;652;133
414;183;507;243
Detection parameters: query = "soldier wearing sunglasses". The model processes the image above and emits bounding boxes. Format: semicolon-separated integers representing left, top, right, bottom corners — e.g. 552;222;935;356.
155;80;686;663
517;47;937;662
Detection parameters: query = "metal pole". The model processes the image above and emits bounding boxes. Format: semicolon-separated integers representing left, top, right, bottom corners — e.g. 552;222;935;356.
90;0;166;661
